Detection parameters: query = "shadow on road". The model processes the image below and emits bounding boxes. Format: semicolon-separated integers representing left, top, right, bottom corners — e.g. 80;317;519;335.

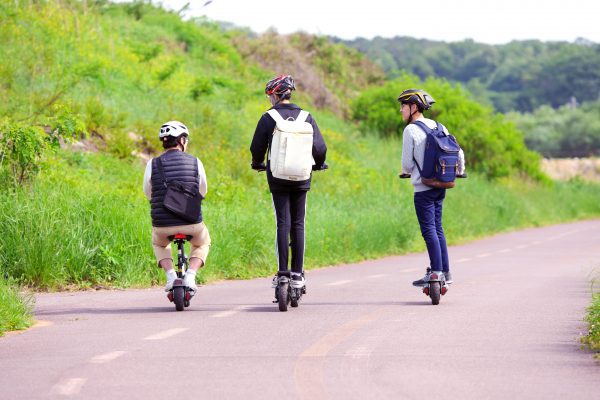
35;306;211;316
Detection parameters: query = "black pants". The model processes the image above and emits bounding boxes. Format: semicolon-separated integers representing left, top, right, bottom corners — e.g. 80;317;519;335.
271;190;308;274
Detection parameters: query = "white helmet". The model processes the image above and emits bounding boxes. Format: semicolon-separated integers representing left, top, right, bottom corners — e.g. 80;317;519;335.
159;121;189;139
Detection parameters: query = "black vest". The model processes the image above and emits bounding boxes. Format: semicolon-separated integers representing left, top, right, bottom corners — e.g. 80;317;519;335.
150;150;203;227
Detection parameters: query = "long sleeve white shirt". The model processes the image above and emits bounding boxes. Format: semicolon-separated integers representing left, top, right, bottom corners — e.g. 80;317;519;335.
143;157;208;200
401;117;465;192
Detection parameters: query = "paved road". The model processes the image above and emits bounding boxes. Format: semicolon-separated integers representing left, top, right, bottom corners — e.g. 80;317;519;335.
1;220;599;399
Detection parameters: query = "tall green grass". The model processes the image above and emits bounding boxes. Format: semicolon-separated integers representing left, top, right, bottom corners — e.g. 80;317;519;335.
583;293;600;359
2;131;599;291
581;275;600;359
0;278;34;336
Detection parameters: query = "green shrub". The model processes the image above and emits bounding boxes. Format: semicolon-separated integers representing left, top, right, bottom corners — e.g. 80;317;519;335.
352;73;545;180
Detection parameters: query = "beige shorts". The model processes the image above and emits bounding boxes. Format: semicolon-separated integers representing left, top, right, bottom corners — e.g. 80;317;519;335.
152;222;211;265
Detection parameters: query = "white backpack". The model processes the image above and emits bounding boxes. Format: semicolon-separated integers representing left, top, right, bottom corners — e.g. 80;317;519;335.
267;109;315;181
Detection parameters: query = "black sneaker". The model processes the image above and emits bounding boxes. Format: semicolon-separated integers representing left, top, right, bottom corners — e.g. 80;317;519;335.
444;271;453;284
412;268;431;287
290;273;305;289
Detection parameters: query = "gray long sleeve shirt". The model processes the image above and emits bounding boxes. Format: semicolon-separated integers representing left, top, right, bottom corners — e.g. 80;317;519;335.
401;117;465;192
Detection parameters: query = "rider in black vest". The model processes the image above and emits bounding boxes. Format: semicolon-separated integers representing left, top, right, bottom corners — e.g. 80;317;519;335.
150;150;202;227
143;121;211;292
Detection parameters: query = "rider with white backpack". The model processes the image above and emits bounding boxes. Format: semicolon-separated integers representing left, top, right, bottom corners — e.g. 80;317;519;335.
250;75;327;292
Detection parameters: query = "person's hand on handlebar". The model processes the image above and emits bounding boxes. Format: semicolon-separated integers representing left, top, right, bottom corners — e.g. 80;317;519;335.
312;162;329;171
251;162;267;172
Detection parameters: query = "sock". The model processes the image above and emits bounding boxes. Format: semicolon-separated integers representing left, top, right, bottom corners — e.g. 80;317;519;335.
165;269;177;279
186;269;196;276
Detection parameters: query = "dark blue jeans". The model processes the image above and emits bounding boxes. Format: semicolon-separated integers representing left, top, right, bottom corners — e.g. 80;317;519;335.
413;188;449;273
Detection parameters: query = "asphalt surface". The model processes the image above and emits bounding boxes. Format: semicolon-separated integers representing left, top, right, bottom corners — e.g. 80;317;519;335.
1;220;599;399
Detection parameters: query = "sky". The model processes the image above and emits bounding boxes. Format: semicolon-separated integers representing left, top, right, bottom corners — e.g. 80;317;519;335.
146;0;600;44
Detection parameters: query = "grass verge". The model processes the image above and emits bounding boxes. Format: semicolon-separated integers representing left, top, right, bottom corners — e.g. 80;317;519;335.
0;278;34;337
582;280;600;359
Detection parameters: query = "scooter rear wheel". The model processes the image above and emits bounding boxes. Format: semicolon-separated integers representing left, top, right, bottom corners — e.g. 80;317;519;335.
430;282;441;305
277;283;289;312
174;287;185;311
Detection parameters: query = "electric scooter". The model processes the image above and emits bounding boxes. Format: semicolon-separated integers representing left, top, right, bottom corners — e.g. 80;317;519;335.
166;234;195;311
272;271;306;312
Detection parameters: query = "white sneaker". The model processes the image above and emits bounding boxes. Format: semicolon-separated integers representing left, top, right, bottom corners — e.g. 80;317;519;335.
164;271;177;292
184;271;198;291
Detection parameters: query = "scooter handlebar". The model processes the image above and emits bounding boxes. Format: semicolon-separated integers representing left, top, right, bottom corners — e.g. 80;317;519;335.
399;173;468;179
313;162;329;171
251;163;267;172
252;162;329;173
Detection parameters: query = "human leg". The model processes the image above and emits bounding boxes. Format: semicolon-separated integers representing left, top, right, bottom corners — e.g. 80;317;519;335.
433;190;449;274
289;190;307;288
289;190;307;275
414;190;443;272
188;222;211;272
271;192;291;273
152;227;177;290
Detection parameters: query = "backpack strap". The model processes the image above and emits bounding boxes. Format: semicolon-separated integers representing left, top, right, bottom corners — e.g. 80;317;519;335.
267;109;284;124
297;110;309;122
410;121;431;176
411;120;432;134
154;157;168;188
267;109;310;123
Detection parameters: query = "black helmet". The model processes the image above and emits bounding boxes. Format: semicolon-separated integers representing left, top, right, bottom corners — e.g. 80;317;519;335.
397;89;435;110
265;75;295;97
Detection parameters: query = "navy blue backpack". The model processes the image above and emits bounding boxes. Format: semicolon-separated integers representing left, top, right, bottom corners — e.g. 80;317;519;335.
412;121;461;189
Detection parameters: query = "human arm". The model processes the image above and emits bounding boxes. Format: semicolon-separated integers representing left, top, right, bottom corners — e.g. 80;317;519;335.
250;113;274;168
143;159;152;200
401;126;415;174
309;114;327;169
197;158;207;197
458;148;466;176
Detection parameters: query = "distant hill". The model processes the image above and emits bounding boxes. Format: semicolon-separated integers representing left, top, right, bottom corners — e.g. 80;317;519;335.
335;36;600;112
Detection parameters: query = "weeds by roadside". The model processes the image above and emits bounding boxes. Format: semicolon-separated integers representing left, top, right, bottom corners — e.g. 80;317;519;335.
0;278;34;337
582;279;600;359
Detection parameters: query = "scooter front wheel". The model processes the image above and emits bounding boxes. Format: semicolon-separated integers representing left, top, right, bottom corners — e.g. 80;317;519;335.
290;288;300;308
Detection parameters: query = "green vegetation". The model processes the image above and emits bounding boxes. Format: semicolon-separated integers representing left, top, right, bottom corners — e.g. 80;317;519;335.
338;36;600;113
0;278;34;337
582;285;600;359
0;1;599;334
508;101;600;157
2;137;599;291
352;73;544;180
232;31;384;116
339;36;600;157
